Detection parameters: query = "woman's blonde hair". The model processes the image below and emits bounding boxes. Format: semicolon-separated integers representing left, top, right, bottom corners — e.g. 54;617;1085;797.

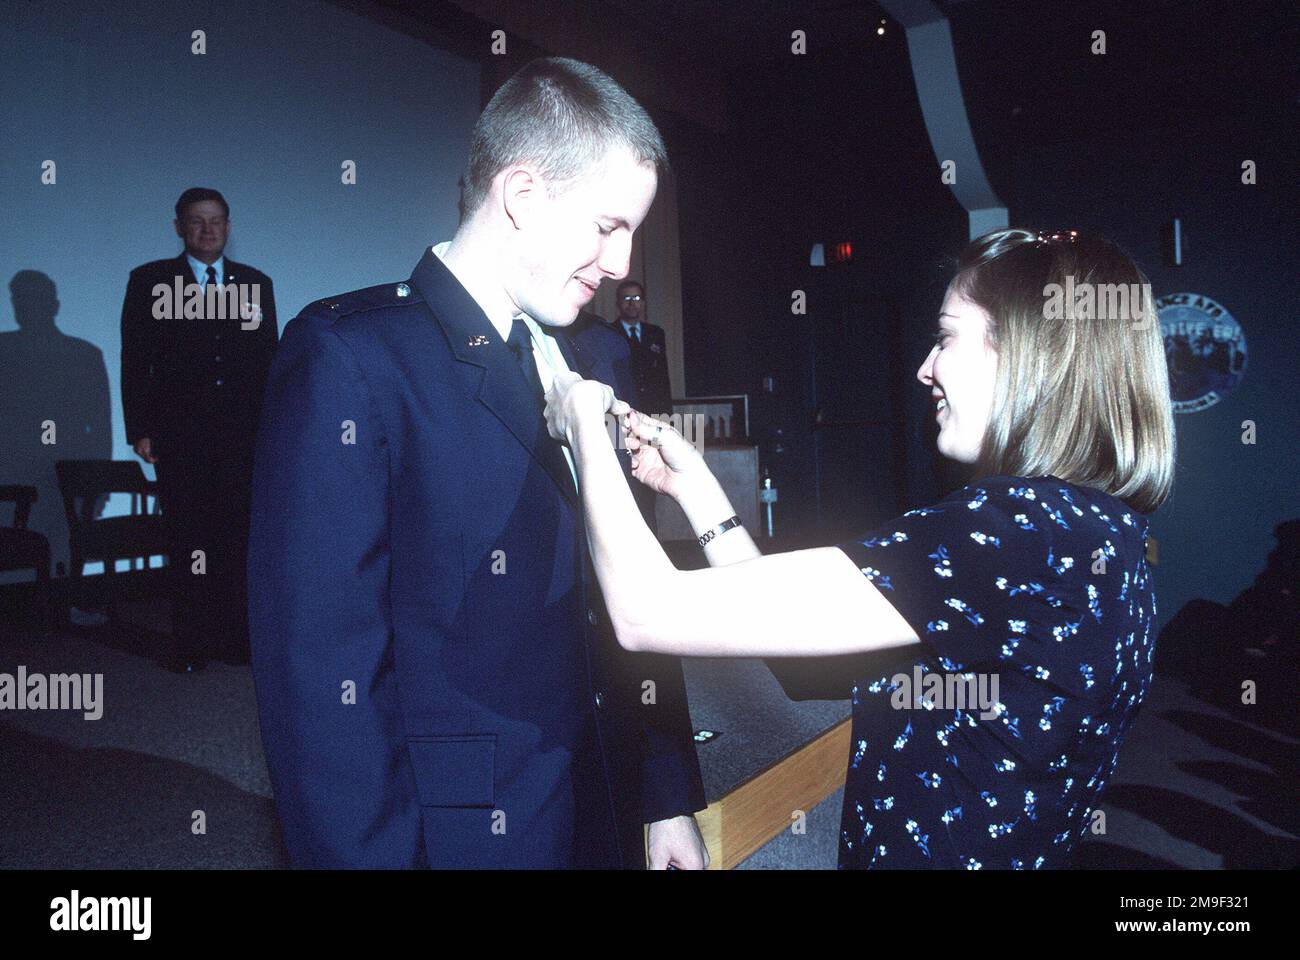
954;228;1175;514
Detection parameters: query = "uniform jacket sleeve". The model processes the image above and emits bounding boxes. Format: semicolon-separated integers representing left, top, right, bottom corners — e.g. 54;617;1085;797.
247;308;426;867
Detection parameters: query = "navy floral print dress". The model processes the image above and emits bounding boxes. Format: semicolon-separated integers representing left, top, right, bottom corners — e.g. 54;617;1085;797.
834;474;1156;869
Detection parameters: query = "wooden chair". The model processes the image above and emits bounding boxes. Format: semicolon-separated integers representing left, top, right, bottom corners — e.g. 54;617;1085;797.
54;460;168;613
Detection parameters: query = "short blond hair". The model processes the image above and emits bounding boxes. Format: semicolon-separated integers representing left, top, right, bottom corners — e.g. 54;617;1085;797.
462;58;668;220
954;229;1175;514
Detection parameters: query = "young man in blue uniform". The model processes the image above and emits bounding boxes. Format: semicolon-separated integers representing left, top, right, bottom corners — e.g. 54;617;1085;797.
248;58;708;869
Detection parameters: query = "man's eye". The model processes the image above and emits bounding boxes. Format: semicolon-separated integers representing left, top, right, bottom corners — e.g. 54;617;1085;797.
596;223;613;236
932;332;948;347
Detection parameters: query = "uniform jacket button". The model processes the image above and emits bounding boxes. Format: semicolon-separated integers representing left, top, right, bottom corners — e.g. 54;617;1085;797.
396;283;411;298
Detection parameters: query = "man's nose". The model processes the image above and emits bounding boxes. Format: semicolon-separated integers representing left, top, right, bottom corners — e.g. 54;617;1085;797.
597;234;632;279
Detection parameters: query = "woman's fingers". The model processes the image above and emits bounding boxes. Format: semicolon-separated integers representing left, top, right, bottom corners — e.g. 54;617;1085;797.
625;410;675;444
548;370;582;402
620;410;640;452
632;414;687;461
544;376;631;443
622;410;706;480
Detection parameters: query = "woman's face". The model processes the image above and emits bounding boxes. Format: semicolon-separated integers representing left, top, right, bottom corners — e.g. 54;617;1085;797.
916;286;1000;463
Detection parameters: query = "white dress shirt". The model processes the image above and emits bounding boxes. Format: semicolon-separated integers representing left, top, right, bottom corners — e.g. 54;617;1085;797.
431;241;577;487
187;253;224;288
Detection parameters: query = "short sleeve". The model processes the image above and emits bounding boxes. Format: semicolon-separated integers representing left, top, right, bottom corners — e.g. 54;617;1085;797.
836;479;1067;672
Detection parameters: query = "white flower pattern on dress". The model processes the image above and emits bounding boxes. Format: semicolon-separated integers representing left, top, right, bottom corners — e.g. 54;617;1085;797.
836;475;1155;869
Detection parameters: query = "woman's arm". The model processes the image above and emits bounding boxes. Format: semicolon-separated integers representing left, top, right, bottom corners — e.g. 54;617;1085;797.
551;376;922;659
623;410;762;567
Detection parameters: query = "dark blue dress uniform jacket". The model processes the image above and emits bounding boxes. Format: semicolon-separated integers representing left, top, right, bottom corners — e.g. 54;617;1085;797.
120;254;278;447
248;248;706;868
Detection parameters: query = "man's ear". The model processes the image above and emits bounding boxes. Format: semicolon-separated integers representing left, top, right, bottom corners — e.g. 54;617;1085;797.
173;219;184;240
499;164;544;231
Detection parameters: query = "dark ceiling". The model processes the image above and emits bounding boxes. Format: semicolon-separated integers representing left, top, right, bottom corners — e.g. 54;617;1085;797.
598;0;892;63
336;0;1296;206
340;1;1295;131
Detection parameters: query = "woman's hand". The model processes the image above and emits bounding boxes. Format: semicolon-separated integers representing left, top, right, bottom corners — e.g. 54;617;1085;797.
545;371;630;446
622;410;709;501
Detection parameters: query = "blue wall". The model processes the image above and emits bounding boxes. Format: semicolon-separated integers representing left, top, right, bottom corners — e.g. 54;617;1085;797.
0;0;480;576
944;0;1300;635
996;128;1299;634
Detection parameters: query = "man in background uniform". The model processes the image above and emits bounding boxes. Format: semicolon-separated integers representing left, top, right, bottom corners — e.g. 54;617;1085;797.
120;187;278;672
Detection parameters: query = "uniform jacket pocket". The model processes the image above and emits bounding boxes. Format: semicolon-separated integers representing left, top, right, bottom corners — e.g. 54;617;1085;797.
406;734;496;807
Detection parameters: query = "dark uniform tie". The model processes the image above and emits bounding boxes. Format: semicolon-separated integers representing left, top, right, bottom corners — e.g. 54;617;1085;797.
205;265;218;289
506;317;545;408
506;316;576;497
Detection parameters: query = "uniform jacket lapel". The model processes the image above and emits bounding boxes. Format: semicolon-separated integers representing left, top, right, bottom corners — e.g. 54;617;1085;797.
409;248;578;507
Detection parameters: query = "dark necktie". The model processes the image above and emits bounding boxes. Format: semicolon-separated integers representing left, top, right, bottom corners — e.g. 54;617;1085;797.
506;317;545;408
506;317;576;497
629;324;641;347
205;265;217;289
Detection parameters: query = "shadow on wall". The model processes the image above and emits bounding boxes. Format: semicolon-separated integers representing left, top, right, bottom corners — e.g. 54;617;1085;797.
0;271;112;578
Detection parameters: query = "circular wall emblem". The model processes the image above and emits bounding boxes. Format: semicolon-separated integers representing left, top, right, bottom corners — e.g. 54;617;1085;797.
1156;293;1246;413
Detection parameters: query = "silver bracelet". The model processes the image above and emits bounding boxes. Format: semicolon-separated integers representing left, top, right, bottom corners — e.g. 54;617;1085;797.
697;515;742;548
